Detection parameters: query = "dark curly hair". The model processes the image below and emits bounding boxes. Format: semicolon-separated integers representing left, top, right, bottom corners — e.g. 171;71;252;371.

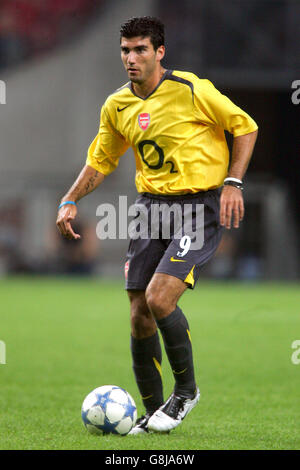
120;16;165;51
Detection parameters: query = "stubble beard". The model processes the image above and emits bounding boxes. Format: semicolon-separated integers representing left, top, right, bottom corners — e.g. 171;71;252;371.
129;76;142;84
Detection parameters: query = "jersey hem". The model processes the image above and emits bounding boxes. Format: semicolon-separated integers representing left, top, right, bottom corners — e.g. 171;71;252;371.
86;161;112;176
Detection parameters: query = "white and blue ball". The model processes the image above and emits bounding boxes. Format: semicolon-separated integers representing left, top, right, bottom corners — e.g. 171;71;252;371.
81;385;137;435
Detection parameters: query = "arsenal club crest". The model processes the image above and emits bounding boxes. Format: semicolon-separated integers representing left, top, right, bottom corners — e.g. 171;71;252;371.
138;113;150;130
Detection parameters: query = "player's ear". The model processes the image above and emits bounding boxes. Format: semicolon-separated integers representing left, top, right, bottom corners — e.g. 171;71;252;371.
156;45;165;62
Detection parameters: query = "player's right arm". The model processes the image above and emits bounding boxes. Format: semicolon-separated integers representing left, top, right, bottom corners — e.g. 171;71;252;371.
56;165;105;240
56;101;129;240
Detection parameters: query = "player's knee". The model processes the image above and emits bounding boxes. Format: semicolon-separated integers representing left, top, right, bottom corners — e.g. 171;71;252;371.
145;286;174;319
128;290;146;312
128;291;156;337
130;311;155;338
130;310;156;338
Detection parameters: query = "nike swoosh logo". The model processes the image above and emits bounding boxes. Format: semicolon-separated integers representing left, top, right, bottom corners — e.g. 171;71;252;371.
170;257;187;262
173;368;187;375
117;105;130;112
141;394;153;400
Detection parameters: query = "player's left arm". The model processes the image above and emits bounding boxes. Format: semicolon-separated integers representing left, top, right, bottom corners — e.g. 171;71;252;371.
220;129;258;229
193;78;258;228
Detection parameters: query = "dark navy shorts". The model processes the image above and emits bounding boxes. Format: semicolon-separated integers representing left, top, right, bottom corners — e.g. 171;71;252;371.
125;189;223;290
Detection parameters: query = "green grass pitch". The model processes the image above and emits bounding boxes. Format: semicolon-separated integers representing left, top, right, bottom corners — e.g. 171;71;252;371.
0;277;299;450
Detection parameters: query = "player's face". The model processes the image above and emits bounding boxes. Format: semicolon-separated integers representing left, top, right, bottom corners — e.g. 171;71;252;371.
120;36;164;84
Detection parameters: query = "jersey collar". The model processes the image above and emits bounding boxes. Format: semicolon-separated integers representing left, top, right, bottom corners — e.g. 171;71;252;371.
130;69;170;101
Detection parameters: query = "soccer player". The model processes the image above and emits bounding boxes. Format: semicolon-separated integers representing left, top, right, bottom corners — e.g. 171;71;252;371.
56;16;258;434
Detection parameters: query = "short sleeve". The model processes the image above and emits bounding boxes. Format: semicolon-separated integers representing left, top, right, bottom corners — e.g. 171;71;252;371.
86;105;129;175
194;79;258;137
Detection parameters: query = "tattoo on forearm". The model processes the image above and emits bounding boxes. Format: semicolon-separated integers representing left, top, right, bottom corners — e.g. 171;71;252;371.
84;171;99;193
64;170;100;202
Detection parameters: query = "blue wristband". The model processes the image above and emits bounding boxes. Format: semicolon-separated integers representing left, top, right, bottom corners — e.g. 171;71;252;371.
58;201;77;209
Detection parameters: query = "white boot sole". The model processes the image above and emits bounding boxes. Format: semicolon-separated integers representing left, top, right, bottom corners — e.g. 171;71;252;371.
147;389;200;432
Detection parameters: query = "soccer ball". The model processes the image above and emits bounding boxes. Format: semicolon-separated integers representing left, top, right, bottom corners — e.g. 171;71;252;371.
81;385;137;435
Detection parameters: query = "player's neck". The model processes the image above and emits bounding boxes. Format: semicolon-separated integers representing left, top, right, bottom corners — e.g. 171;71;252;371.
132;67;166;99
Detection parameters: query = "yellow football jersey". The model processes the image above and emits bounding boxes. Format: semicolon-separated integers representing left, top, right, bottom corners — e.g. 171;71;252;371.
87;70;258;194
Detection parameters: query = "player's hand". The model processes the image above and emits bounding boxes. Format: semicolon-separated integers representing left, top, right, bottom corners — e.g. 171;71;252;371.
220;185;244;229
56;203;81;240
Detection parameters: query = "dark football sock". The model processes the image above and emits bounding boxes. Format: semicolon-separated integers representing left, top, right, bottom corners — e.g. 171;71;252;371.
156;306;196;398
131;331;164;414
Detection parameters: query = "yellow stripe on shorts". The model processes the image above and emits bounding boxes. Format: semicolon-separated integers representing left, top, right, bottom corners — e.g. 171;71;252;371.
184;265;195;287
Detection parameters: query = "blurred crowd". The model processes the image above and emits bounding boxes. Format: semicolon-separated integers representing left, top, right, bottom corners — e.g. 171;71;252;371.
0;0;104;71
0;199;261;279
0;201;100;276
0;201;27;275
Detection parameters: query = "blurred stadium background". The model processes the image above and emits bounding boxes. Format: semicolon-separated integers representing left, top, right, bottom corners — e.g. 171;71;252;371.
0;0;299;281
